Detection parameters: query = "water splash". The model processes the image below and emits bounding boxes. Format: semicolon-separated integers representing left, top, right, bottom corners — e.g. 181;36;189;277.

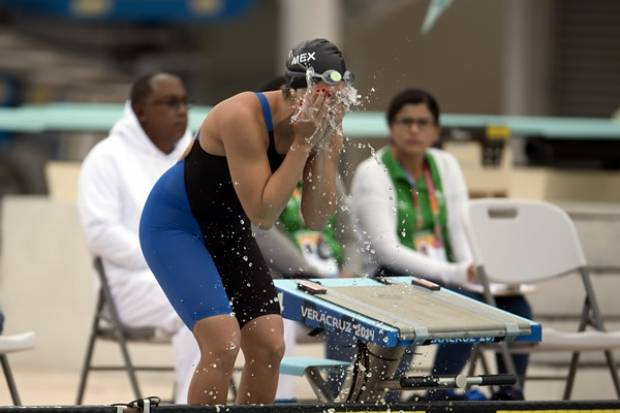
290;67;363;150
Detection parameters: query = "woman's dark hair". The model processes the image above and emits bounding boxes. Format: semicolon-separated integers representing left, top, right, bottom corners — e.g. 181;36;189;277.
259;76;292;99
260;76;286;92
386;88;440;126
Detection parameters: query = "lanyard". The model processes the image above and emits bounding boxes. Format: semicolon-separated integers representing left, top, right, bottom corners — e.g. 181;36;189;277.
408;161;445;247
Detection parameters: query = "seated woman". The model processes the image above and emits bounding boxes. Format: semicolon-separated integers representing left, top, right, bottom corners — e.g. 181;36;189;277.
350;88;532;401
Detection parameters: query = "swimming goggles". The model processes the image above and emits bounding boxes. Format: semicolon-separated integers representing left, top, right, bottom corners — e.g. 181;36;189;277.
286;69;355;86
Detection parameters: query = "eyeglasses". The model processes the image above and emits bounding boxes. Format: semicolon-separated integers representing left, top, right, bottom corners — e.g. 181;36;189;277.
393;117;436;129
286;69;355;86
149;98;192;110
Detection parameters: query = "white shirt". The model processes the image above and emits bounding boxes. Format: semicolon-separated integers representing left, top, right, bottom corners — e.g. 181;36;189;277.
350;146;473;285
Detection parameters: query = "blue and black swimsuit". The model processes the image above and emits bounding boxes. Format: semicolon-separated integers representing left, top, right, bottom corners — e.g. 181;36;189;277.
139;92;284;330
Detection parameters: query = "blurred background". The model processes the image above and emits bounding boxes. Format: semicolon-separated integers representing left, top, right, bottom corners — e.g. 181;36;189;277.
1;0;620;195
0;0;619;406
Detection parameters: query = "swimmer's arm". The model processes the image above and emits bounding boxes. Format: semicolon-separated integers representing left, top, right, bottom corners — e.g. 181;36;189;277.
300;132;341;230
222;106;312;230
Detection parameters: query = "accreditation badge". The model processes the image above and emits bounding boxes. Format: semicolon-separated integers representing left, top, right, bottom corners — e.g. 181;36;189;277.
414;230;448;262
294;230;339;277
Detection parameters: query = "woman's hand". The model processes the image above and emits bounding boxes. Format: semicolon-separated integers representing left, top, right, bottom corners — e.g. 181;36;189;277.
313;99;345;151
291;90;330;150
337;270;356;279
467;264;478;283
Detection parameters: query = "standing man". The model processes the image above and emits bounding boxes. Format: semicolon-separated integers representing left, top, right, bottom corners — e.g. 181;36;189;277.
78;73;198;403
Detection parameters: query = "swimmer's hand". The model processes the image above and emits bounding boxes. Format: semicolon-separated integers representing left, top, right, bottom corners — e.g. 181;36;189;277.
291;89;331;150
316;100;346;149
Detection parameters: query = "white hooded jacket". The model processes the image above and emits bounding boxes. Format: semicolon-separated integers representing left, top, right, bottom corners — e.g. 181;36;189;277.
78;102;192;292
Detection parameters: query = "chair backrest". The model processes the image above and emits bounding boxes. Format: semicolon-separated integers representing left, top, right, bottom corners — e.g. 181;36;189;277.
463;198;587;284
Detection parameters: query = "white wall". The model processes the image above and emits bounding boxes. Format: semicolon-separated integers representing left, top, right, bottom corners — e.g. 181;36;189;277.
0;196;173;374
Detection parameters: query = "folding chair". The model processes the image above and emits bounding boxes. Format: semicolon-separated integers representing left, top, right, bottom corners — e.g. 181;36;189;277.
462;198;620;399
0;332;35;405
75;257;174;404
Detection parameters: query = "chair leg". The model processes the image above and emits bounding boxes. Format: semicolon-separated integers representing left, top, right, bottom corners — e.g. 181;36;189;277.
499;342;521;390
604;350;620;398
75;328;99;404
479;350;491;375
171;380;177;405
77;293;106;405
580;270;620;398
470;347;496;394
0;355;21;405
563;350;581;400
115;333;142;400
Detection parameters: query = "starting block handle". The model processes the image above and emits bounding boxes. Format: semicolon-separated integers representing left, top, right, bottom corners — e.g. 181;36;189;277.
398;373;516;389
475;374;517;386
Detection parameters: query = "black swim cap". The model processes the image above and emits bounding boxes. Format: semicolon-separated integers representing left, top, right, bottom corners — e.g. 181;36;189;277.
285;38;347;89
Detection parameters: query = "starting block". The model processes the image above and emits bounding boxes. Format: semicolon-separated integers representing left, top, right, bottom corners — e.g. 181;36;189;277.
275;276;541;403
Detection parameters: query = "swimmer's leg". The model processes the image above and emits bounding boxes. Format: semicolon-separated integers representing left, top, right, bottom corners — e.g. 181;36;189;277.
189;315;241;405
236;314;285;404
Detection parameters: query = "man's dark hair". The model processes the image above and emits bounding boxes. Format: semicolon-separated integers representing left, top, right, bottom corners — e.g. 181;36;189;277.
129;73;158;104
386;88;440;126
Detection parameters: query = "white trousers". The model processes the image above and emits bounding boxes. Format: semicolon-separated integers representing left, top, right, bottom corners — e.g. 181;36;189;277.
112;271;200;404
275;318;298;400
